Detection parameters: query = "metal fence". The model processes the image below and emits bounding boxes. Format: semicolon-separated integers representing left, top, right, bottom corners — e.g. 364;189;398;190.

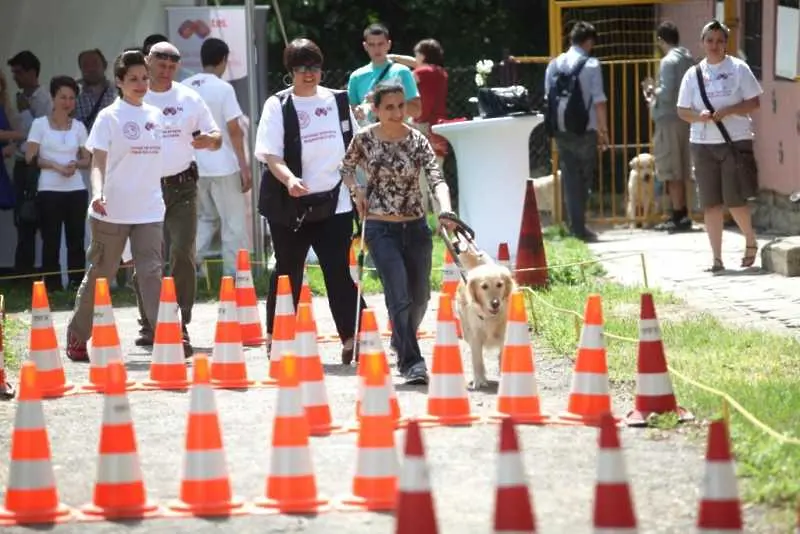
265;63;553;211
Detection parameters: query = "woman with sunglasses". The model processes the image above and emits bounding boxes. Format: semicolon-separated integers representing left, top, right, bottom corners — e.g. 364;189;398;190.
254;38;365;366
65;50;165;361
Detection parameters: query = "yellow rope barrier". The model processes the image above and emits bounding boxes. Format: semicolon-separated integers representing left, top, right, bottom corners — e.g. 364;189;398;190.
521;286;800;447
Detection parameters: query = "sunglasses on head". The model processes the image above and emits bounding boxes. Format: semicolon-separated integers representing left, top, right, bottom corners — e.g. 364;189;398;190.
292;65;322;74
152;51;181;63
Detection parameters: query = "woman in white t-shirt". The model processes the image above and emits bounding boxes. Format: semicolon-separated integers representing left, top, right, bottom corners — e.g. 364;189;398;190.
25;76;90;292
677;20;763;273
254;38;364;366
65;50;164;362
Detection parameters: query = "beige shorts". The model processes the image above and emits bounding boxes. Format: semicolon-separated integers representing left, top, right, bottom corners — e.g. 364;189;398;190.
653;119;691;182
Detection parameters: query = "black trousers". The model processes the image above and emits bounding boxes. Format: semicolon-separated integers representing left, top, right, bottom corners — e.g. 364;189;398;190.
36;189;89;291
12;159;38;278
265;211;366;343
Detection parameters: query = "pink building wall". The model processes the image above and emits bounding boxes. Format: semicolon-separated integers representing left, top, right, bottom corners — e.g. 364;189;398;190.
659;0;800;196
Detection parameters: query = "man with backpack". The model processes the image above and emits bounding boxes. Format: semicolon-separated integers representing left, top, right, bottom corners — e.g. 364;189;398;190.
544;21;609;242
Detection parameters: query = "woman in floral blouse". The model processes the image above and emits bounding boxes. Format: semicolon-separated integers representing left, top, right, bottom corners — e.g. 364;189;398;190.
340;81;454;385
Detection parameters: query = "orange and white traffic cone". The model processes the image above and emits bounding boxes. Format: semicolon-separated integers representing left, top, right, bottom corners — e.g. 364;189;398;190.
143;277;189;390
210;276;254;389
625;293;693;427
339;351;398;511
593;413;637;531
85;277;135;393
235;249;265;346
0;361;72;525
169;354;245;517
0;301;15;399
559;294;617;426
697;419;743;533
349;243;360;288
27;281;73;397
497;242;511;273
296;302;342;436
268;274;296;383
441;249;462;338
419;293;479;426
299;268;331;344
493;417;536;533
395;419;439;533
80;360;160;520
355;308;403;429
254;354;330;514
492;290;549;424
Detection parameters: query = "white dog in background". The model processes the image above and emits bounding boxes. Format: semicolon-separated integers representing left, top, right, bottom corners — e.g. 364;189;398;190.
626;153;656;228
455;249;516;390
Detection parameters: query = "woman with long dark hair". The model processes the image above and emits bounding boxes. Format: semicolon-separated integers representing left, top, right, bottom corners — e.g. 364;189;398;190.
65;50;165;361
340;81;454;385
254;38;364;366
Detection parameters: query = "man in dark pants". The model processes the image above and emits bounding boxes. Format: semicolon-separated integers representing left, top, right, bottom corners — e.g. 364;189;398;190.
544;22;609;242
133;40;222;356
7;50;51;280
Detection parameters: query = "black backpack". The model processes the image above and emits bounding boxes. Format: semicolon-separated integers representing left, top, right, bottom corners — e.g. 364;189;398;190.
544;55;591;137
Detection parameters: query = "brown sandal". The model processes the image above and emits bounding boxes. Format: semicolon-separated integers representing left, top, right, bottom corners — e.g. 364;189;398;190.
741;245;758;268
705;258;725;273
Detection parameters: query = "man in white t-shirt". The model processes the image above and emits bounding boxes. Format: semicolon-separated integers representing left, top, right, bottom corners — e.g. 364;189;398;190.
132;41;222;355
182;38;251;277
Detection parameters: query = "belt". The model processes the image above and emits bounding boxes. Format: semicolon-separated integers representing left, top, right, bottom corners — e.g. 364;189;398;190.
161;162;198;187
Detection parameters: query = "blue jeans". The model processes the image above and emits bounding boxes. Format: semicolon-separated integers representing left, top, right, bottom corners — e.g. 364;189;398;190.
364;218;432;374
555;130;598;236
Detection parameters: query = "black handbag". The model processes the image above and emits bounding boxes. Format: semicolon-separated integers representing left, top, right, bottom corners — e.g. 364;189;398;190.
14;159;40;225
476;86;534;118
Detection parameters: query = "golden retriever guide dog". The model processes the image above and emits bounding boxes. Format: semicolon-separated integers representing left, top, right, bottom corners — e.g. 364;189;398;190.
626;153;657;228
454;248;516;390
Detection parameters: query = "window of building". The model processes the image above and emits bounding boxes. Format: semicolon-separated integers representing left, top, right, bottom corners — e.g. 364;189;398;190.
775;0;799;80
743;0;763;79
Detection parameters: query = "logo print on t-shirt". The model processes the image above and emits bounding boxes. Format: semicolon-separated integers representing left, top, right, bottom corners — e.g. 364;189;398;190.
144;122;156;131
162;106;183;116
314;107;328;117
298;110;311;129
123;121;141;140
191;79;205;87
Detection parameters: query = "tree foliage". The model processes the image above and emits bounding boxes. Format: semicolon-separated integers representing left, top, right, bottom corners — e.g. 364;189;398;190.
220;0;548;70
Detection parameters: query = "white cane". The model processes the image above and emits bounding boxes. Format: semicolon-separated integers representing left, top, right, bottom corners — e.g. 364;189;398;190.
351;194;369;365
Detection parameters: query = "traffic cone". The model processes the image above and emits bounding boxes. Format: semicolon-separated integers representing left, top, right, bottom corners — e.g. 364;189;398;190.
296;302;342;436
143;277;189;390
0;300;15;399
254;354;330;514
559;294;617;426
697;419;743;532
491;291;549;424
85;277;135;393
625;293;693;427
349;243;360;288
515;179;548;288
27;281;73;397
268;274;296;383
299;268;331;344
441;249;463;338
210;276;254;389
493;417;536;533
419;293;479;426
593;413;637;531
497;242;511;273
395;419;439;533
169;354;245;516
235;249;265;346
355;308;403;429
0;362;72;525
81;360;160;520
339;351;399;511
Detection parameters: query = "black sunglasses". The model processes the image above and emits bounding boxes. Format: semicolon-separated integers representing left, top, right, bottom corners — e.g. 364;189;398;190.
292;65;322;74
151;51;181;63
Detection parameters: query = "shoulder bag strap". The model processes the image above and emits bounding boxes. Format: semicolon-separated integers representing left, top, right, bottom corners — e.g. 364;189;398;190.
694;65;736;149
84;84;110;129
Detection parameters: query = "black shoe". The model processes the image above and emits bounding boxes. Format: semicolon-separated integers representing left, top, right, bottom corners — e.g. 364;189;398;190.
134;332;154;347
402;362;429;385
667;216;693;233
575;229;599;243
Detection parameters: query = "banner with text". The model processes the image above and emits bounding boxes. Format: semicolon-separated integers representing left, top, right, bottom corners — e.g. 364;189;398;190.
166;6;247;81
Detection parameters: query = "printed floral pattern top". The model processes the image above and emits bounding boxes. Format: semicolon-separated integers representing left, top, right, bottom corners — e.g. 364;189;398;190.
340;126;444;218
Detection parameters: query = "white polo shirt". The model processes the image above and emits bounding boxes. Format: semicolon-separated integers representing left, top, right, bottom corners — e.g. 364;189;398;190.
144;82;219;176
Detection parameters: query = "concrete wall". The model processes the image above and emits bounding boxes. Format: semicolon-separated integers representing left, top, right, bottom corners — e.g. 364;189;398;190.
659;0;800;234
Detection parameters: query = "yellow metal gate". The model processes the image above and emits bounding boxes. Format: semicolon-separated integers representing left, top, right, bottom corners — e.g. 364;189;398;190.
548;0;682;226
